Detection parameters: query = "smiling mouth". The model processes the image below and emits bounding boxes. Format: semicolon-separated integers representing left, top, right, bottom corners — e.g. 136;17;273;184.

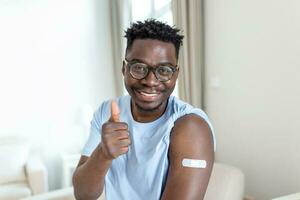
140;91;159;97
135;90;161;101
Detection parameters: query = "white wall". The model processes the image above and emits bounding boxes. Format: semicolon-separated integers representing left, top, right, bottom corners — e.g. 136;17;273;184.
0;0;117;190
204;0;300;199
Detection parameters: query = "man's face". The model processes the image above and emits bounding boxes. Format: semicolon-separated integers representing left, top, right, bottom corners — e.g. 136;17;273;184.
123;39;178;113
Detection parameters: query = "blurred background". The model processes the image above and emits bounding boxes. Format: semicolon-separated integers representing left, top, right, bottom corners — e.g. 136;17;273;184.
0;0;299;200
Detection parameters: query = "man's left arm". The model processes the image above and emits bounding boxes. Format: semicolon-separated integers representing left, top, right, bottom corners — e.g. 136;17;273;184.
160;114;215;200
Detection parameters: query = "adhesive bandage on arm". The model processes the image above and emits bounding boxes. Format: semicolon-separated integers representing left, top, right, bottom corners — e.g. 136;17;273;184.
182;158;207;169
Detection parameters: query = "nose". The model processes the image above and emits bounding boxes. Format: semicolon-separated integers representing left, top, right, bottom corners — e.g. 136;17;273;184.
141;70;160;86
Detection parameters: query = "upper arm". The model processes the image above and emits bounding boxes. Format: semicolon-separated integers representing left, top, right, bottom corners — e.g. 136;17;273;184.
161;114;215;200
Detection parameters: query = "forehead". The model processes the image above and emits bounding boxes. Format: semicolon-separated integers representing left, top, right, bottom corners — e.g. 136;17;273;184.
126;39;177;65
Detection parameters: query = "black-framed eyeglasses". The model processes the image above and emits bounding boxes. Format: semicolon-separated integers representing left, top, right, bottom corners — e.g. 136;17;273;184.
124;59;178;82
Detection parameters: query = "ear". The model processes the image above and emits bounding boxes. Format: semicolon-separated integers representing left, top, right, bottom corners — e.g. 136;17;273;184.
122;61;125;76
174;65;180;79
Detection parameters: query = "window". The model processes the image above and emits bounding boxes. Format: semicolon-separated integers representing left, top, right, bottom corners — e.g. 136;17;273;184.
131;0;172;25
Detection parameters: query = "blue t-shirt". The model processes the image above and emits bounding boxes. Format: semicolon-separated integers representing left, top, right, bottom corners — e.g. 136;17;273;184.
81;95;216;200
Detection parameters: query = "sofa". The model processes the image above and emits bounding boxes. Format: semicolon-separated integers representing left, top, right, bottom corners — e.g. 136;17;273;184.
205;162;245;200
21;187;105;200
21;162;244;200
272;192;300;200
0;136;48;200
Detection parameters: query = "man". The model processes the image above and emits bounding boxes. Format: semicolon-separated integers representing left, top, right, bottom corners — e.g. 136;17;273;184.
73;19;216;200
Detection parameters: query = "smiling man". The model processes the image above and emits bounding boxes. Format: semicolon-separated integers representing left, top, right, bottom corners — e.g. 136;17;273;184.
73;19;216;200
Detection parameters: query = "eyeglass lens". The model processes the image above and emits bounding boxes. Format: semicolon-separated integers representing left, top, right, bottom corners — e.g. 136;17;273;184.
129;63;175;81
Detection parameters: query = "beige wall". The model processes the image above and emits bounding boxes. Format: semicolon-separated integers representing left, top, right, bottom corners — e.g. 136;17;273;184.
204;0;300;199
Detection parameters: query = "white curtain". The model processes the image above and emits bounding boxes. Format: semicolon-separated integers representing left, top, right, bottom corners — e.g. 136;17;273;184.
172;0;204;109
109;0;132;96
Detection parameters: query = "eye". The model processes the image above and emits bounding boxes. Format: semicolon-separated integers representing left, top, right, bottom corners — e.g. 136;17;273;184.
157;66;173;75
131;63;148;74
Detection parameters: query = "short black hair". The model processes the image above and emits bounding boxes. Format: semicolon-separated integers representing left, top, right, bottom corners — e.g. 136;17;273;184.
124;19;184;59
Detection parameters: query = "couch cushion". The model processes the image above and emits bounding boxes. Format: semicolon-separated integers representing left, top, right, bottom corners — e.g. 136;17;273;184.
20;187;105;200
20;187;75;200
0;137;29;184
0;182;31;200
204;163;245;200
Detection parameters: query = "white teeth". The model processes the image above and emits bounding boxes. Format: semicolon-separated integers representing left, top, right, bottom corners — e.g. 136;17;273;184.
140;92;158;97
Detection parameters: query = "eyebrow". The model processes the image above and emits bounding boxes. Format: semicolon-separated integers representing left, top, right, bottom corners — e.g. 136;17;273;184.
127;58;175;67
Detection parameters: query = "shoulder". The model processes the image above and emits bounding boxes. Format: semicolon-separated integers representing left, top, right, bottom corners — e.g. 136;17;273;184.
168;97;216;151
173;114;211;134
169;96;208;121
171;114;213;150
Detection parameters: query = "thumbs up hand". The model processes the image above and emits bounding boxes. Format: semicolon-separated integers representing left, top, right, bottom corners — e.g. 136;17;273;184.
100;100;131;160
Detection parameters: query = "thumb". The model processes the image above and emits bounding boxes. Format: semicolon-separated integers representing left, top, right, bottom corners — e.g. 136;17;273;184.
110;100;120;122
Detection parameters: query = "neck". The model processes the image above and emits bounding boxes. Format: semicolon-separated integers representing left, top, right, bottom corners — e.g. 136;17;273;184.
131;100;168;123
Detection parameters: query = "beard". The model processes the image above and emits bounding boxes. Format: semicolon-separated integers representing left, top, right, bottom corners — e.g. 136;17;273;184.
133;98;168;113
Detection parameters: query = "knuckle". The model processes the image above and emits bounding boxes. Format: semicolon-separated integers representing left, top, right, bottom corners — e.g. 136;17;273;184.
116;122;127;129
121;122;128;129
120;139;130;148
119;131;129;139
127;139;131;145
121;147;129;153
122;139;130;146
102;122;110;131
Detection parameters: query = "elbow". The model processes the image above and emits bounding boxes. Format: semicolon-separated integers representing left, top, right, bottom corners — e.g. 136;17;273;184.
72;173;85;200
73;186;102;200
72;172;102;200
73;193;100;200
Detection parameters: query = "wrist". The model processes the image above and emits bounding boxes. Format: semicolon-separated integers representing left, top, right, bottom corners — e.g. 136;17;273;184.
98;143;113;162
